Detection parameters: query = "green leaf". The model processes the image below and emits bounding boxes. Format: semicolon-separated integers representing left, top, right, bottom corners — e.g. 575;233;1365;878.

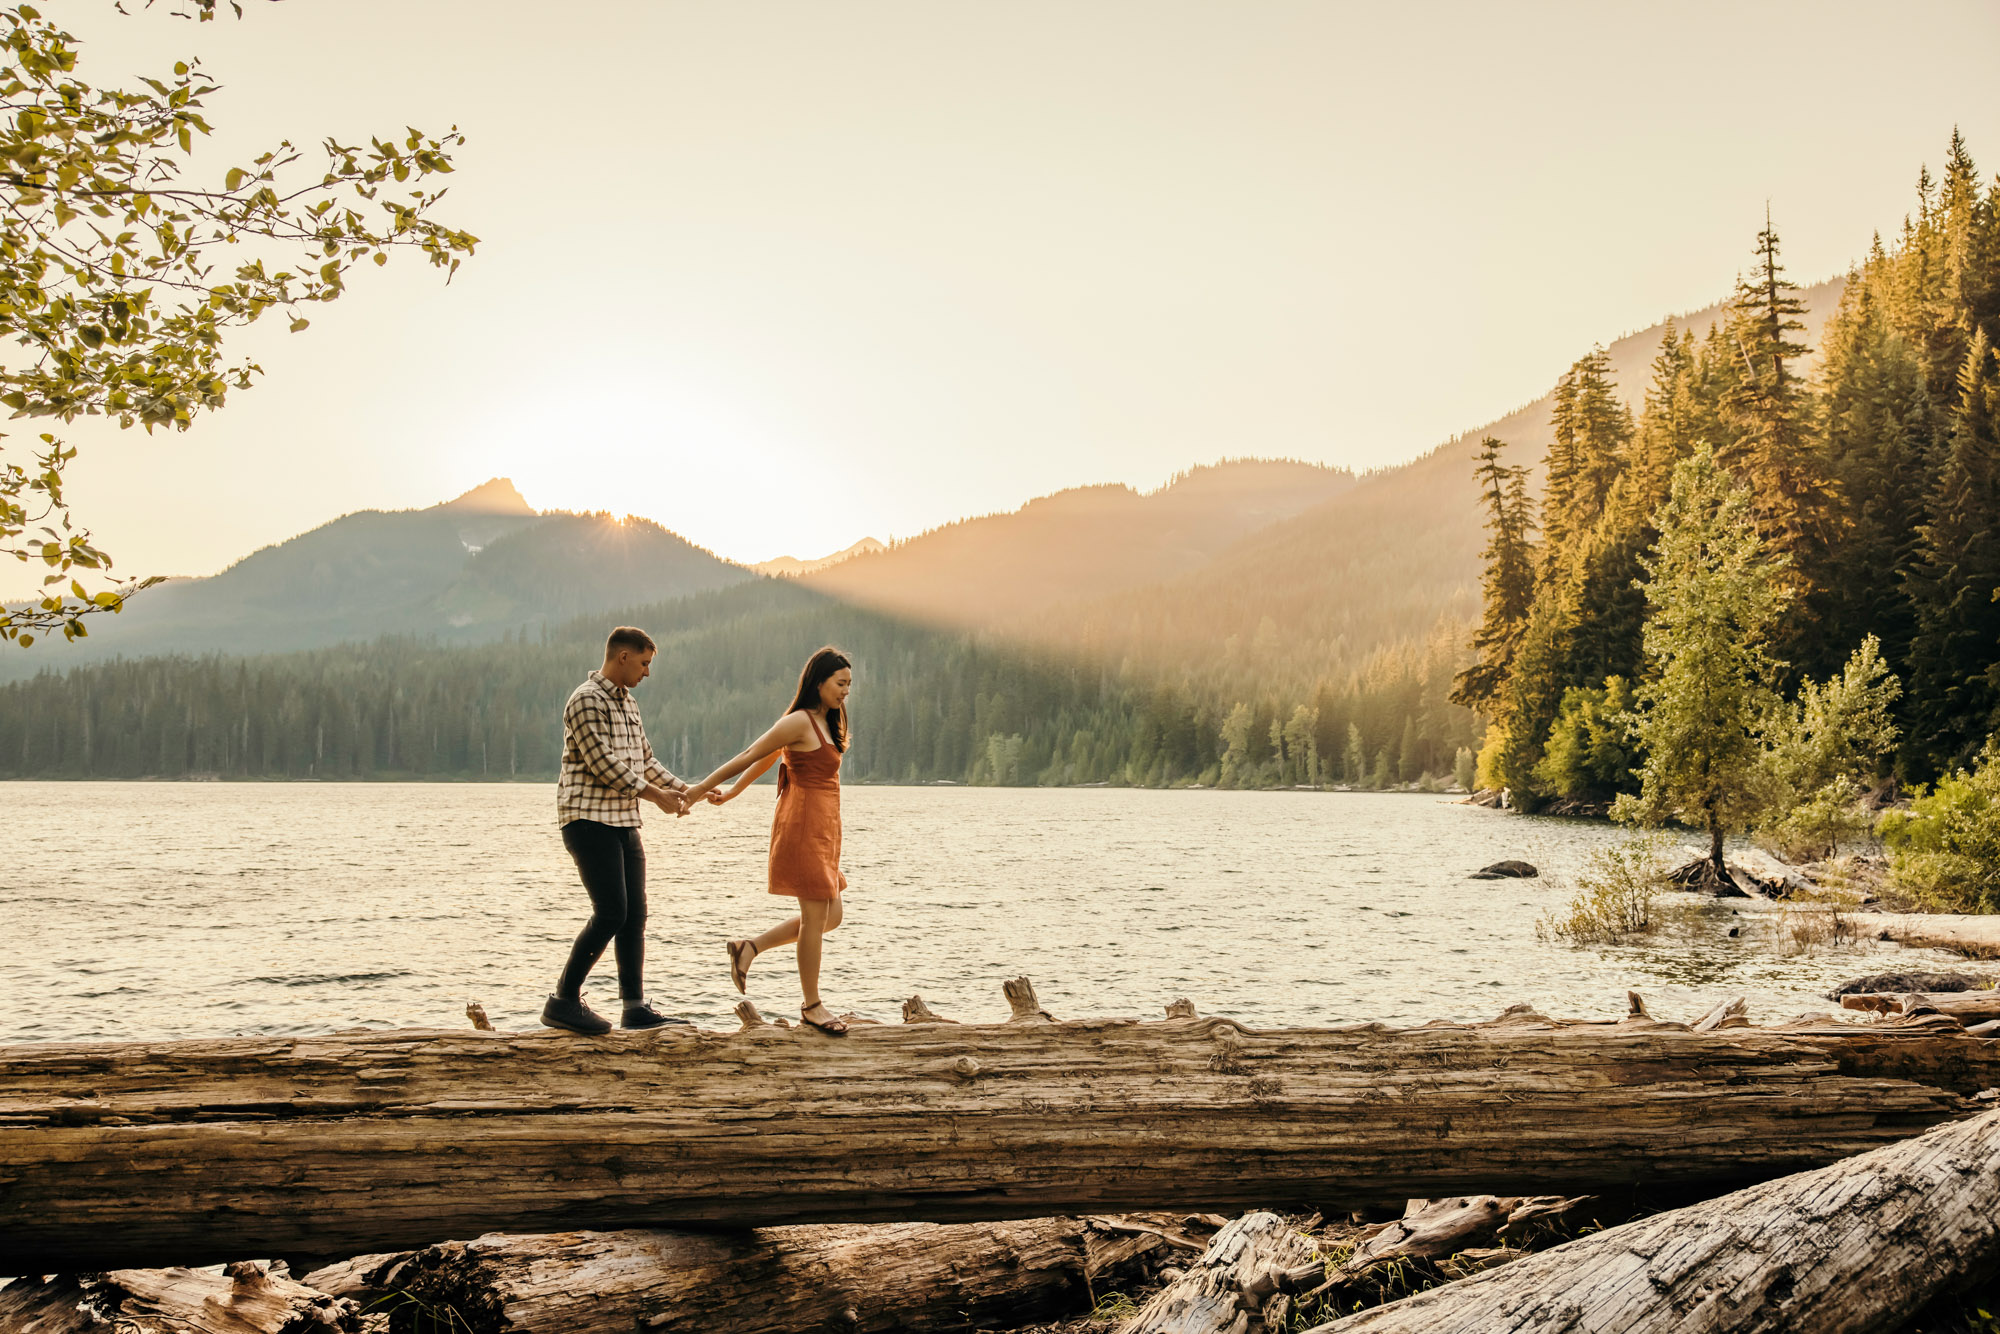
288;317;309;332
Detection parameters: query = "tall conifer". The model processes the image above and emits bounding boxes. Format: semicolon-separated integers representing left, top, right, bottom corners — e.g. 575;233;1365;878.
1721;211;1839;626
1452;437;1537;713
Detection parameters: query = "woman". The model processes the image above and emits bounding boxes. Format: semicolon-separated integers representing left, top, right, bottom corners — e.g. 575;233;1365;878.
684;647;854;1035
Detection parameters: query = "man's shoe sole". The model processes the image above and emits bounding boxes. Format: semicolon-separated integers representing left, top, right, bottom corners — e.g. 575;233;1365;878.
541;1011;611;1036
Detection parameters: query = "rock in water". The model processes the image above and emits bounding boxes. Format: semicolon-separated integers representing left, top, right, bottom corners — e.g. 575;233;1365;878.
1472;860;1539;879
1828;971;1996;998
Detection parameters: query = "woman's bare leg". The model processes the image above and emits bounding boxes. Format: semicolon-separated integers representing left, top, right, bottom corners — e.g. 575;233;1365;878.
745;895;842;998
797;897;833;1007
750;914;801;956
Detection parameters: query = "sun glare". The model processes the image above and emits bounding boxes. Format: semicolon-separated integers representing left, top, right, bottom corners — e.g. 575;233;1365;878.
451;359;802;560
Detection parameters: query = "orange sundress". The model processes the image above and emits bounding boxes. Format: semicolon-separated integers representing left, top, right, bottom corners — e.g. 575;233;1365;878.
768;711;846;901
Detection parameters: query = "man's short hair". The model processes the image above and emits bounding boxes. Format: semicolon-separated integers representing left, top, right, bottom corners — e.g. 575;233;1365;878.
606;626;656;657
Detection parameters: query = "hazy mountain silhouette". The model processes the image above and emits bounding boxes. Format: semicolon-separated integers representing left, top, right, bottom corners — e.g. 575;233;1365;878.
753;538;887;578
0;480;751;675
804;459;1357;627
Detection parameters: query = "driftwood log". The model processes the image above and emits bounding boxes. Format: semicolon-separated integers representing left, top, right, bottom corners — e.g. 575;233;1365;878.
1307;1103;2000;1333
302;1217;1169;1334
6;984;2000;1270
0;1263;362;1334
1119;1211;1320;1334
1839;988;2000;1024
1865;912;2000;959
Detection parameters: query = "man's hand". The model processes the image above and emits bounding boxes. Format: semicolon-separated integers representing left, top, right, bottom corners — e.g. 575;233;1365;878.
643;784;687;817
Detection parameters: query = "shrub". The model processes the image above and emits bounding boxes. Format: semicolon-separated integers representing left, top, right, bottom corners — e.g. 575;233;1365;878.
1538;835;1669;944
1759;777;1877;862
1880;742;2000;913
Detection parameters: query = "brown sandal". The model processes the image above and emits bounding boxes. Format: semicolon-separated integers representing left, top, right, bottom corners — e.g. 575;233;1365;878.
726;939;759;994
800;1001;848;1036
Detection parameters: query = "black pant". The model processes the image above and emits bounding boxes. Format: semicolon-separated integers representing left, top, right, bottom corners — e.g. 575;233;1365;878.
556;820;647;1002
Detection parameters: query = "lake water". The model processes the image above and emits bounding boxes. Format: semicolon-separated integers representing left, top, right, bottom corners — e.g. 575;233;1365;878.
0;783;1964;1043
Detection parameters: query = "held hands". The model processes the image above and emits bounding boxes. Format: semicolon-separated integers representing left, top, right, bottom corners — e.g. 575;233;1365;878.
644;784;689;817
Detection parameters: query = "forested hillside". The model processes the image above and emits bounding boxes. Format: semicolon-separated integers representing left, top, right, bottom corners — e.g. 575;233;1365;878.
0;581;1237;787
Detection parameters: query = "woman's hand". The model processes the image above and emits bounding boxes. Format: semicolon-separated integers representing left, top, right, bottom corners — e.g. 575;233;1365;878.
706;789;731;806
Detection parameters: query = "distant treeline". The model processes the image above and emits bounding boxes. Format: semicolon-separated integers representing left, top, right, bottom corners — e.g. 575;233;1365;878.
1462;132;2000;803
0;580;1478;787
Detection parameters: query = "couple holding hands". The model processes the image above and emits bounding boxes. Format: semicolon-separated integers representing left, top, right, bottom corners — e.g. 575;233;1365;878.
541;627;856;1038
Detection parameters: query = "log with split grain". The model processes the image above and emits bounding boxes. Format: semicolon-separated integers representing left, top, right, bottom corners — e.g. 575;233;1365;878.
5;982;1999;1270
1308;1105;2000;1333
304;1217;1169;1334
0;1262;362;1334
1117;1211;1319;1334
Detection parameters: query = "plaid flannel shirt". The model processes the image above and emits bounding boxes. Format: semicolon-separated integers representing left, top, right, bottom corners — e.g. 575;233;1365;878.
557;670;680;827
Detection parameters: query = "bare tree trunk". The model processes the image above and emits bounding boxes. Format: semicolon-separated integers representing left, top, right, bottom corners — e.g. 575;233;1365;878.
1118;1212;1320;1334
303;1218;1166;1334
1308;1106;2000;1334
5;987;1999;1270
1709;814;1728;887
0;1264;362;1334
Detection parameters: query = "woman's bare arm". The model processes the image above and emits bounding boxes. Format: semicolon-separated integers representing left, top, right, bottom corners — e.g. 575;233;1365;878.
710;751;781;803
684;712;811;802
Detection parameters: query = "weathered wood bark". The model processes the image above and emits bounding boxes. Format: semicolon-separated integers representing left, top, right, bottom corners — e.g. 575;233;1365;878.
1119;1211;1320;1334
1838;989;2000;1023
300;1217;1165;1334
1307;1105;2000;1333
0;1264;361;1334
6;991;2000;1270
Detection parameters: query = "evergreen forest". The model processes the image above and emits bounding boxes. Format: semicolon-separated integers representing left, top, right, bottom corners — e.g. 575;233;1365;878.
1459;131;2000;807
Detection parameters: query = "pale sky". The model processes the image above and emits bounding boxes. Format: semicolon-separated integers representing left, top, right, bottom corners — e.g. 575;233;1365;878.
17;0;2000;592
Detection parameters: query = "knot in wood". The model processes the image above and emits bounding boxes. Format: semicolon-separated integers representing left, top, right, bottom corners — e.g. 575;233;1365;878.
951;1055;981;1079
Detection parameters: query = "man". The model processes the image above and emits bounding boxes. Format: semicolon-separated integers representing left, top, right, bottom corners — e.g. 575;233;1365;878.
543;625;692;1034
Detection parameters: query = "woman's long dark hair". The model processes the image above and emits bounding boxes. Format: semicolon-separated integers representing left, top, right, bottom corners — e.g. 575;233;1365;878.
788;646;852;752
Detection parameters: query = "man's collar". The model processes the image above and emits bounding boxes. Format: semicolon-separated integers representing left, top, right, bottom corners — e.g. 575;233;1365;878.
588;668;628;700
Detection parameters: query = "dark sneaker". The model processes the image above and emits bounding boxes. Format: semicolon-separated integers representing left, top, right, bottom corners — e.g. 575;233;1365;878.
621;1001;694;1031
541;994;611;1035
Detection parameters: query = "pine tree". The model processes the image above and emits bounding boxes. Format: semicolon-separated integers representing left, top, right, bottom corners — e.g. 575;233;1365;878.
1630;324;1700;512
1451;437;1537;712
1721;210;1838;613
1541;368;1583;571
1615;446;1791;881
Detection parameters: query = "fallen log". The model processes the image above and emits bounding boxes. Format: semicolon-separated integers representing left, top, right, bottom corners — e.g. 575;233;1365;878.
1838;988;2000;1024
1864;911;2000;959
0;1263;362;1334
1118;1211;1319;1334
6;983;2000;1271
1307;1104;2000;1333
302;1216;1168;1334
